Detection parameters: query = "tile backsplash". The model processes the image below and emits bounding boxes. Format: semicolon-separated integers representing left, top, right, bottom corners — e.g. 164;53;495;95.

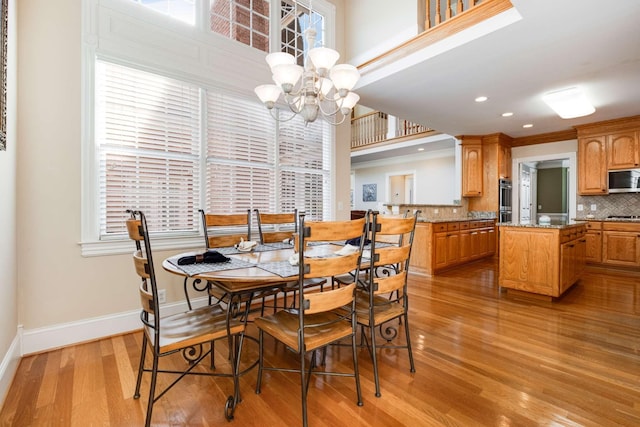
577;193;640;217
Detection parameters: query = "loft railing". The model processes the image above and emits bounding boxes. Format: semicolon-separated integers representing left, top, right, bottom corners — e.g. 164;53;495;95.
425;0;483;29
351;112;433;150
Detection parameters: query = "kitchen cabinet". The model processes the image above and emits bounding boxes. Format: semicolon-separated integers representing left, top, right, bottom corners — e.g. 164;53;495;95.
410;220;496;276
499;223;587;298
578;136;607;195
499;143;512;180
465;133;513;213
584;221;602;263
607;131;640;169
602;222;640;268
462;142;483;197
576;115;640;195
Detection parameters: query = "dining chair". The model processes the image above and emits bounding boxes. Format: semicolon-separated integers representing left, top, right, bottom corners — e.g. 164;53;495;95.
126;210;247;426
201;209;252;249
199;209;282;318
254;208;297;244
253;208;326;312
254;213;367;427
351;210;419;397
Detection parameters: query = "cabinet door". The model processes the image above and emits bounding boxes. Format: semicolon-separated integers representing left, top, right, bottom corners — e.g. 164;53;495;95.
462;144;483;197
487;227;497;255
585;230;602;263
578;136;607;195
602;231;640;267
607;132;639;170
459;230;472;262
499;144;512;180
560;241;575;295
434;232;448;269
446;233;460;266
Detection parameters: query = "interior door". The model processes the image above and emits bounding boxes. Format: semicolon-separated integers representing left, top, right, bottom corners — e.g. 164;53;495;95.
520;168;532;223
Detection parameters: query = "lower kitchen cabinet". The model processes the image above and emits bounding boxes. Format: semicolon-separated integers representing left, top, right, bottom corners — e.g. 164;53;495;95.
602;222;640;267
498;223;587;298
584;221;640;268
410;219;496;276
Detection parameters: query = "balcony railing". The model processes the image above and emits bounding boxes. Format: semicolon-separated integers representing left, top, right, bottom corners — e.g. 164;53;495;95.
425;0;483;29
351;112;434;150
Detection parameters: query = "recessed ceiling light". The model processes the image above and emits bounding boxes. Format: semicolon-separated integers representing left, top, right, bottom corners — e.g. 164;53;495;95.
417;148;425;151
502;112;514;117
475;96;488;103
542;87;595;119
523;124;533;128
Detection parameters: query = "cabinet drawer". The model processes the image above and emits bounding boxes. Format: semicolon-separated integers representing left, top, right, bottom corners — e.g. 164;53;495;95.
586;221;602;230
433;223;447;232
603;222;640;233
447;222;460;231
459;221;470;230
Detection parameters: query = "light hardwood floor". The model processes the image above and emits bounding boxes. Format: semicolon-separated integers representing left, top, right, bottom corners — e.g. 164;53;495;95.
2;258;640;426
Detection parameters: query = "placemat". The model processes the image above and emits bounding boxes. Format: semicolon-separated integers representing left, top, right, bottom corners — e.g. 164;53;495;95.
167;256;255;277
257;260;299;278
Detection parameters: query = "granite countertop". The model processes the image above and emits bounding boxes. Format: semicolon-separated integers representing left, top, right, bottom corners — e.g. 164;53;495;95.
574;217;640;223
498;221;587;229
418;217;497;223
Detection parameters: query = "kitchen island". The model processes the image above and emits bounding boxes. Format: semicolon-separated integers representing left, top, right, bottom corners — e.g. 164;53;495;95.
498;221;587;299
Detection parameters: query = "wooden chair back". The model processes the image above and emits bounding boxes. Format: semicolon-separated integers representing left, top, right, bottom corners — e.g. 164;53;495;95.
199;209;251;248
254;209;297;244
367;212;418;295
126;211;160;325
296;215;367;315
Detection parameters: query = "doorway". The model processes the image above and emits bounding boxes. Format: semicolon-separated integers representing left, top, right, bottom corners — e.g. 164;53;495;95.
386;171;416;205
513;152;576;224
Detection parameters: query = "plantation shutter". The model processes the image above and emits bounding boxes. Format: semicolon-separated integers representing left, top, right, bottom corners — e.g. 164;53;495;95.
205;91;277;214
95;61;201;237
279;117;331;220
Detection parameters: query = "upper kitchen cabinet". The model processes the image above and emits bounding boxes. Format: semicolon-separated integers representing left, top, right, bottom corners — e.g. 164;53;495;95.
607;131;640;169
499;142;512;180
578;136;607;195
461;138;483;197
463;133;513;213
576;115;640;195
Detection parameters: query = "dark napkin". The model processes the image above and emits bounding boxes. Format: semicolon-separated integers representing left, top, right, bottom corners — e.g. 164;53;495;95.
345;237;371;247
177;250;230;265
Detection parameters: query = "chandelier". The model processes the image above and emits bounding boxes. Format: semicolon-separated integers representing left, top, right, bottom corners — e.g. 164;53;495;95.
254;27;360;125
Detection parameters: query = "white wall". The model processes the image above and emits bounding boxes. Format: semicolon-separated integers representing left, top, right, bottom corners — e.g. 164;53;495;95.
0;0;18;404
352;149;456;210
343;0;419;66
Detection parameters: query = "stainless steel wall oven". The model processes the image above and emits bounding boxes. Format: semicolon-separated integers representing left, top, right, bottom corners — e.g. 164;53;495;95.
499;179;512;222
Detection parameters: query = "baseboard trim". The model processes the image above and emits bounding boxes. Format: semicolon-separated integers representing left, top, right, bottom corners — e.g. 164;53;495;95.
0;330;22;407
21;296;209;356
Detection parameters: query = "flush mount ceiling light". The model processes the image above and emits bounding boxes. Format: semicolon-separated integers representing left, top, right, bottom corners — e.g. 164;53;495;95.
475;96;488;102
255;27;360;126
542;87;595;119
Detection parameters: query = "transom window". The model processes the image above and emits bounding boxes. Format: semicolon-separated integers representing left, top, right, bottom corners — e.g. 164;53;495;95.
130;0;196;25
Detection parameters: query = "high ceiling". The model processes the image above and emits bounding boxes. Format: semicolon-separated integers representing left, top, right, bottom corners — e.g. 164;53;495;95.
353;0;640;146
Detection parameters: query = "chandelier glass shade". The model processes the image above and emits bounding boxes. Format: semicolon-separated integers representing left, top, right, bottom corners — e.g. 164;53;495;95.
255;28;360;125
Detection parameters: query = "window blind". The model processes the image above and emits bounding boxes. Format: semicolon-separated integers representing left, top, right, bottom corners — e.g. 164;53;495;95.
96;61;201;236
94;60;331;241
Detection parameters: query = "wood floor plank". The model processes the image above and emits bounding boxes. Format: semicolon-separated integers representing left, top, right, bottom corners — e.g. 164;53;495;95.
2;259;640;426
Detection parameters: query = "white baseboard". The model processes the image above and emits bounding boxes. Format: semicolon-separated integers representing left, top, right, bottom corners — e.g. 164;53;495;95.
21;296;209;355
0;331;22;407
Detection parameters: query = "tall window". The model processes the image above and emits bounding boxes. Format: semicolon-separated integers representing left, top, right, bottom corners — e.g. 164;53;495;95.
95;60;330;239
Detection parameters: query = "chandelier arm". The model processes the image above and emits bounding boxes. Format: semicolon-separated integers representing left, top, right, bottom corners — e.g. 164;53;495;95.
269;107;300;123
317;100;342;117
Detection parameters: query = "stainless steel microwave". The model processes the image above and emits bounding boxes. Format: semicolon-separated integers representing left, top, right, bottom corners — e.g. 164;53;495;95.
608;169;640;193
